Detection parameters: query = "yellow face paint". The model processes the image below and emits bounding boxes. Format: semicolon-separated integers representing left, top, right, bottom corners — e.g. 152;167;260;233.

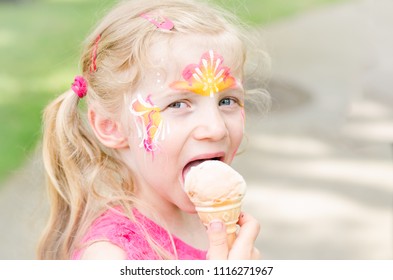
170;50;237;97
130;94;164;153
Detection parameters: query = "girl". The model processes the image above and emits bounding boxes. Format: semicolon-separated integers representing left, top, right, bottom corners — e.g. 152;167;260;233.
38;0;268;260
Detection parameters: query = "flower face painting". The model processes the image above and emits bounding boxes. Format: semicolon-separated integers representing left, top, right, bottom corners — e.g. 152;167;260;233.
170;50;237;97
130;94;168;153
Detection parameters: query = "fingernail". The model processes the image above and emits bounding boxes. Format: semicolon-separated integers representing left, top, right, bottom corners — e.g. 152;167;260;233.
210;220;223;231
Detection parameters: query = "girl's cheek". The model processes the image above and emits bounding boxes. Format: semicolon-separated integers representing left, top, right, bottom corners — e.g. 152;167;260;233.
241;107;246;133
231;111;246;162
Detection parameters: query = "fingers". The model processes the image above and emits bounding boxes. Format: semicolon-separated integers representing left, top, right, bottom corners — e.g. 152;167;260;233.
228;212;261;260
206;212;261;260
206;220;229;260
237;212;260;241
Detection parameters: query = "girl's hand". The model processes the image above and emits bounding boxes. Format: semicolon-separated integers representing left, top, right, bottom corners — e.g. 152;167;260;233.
206;212;261;260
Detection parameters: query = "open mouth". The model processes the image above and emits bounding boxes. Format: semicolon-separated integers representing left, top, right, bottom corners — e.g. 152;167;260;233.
182;156;223;183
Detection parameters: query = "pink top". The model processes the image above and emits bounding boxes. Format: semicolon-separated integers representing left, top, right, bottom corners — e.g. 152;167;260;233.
72;208;207;260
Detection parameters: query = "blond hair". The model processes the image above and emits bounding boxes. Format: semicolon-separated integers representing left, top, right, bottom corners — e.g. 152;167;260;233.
37;0;269;259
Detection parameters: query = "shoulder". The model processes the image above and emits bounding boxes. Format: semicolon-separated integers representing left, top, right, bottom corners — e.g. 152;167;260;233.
81;241;127;260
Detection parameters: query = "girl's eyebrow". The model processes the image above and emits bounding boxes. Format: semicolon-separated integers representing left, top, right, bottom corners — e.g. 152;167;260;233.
163;77;244;99
167;91;195;98
219;86;245;95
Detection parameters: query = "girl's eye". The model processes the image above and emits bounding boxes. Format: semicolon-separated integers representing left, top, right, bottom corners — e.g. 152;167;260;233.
219;97;237;106
168;101;187;109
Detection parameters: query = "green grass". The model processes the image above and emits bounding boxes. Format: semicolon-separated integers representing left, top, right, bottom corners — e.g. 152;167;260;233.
0;0;345;183
0;0;115;182
217;0;345;25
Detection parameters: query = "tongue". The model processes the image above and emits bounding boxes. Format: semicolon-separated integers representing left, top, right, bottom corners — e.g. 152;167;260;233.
183;160;205;183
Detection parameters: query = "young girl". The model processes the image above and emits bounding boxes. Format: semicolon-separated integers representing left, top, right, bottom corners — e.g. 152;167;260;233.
38;0;268;260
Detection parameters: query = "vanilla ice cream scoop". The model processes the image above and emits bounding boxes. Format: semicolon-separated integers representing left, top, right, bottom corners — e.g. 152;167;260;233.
184;160;247;248
184;160;246;206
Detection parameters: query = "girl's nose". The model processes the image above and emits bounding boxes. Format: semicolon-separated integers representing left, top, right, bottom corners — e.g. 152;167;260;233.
192;104;228;142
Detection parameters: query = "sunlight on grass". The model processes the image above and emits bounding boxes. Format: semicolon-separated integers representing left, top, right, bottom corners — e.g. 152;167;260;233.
0;30;15;48
0;74;21;104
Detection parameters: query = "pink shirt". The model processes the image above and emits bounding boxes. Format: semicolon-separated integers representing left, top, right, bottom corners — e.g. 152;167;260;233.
72;208;207;260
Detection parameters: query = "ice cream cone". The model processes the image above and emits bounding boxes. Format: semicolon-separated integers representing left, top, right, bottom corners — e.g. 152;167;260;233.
183;160;246;250
194;199;241;249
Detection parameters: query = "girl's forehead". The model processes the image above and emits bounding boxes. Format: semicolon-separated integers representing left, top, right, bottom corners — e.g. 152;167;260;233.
147;33;244;79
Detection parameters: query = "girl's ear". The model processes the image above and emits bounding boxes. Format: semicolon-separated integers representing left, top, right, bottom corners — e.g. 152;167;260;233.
88;108;129;149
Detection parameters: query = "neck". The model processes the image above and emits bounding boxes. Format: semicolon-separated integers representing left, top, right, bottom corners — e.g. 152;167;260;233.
134;184;208;250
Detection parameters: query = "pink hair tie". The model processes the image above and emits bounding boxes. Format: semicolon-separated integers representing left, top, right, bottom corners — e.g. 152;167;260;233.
71;76;88;98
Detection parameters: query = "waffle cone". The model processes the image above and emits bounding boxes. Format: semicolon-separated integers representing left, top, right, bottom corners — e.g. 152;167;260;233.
194;199;242;235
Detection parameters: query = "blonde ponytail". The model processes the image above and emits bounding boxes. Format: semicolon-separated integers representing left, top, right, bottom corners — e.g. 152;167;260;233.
38;89;132;259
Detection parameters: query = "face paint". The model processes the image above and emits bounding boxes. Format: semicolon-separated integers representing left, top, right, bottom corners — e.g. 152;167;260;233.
170;50;237;97
130;94;168;154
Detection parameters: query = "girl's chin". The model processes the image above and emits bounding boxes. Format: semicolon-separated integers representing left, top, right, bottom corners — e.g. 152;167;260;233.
180;203;198;214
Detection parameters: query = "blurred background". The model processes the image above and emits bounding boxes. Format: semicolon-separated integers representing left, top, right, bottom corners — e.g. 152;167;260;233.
0;0;392;259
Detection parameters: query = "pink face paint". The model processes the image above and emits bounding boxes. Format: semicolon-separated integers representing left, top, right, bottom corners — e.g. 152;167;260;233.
130;94;167;153
170;50;237;97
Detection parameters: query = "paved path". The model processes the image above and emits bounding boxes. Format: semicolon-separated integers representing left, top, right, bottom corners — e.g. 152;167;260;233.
1;0;392;259
238;0;393;259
